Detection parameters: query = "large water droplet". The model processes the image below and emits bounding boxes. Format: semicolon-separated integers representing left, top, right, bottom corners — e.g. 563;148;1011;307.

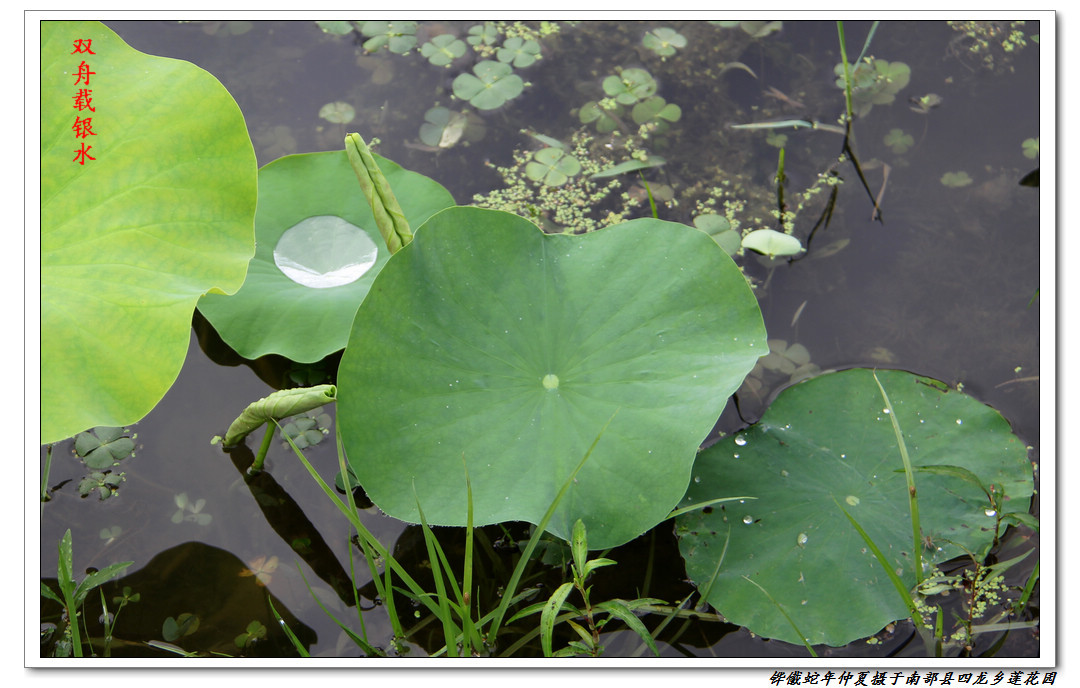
274;215;377;288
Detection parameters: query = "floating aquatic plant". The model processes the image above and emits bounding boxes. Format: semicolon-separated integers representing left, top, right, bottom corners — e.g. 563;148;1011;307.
74;427;136;470
497;36;542;68
630;95;682;133
452;60;525;110
467;22;499;51
314;20;353;36
420;33;466;67
358;21;417;54
418;106;477;149
602;67;657;105
692;213;741;256
578;100;627;134
525;147;582;187
834;58;910;117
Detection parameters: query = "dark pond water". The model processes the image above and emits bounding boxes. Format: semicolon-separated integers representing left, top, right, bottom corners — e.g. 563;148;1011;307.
39;18;1043;660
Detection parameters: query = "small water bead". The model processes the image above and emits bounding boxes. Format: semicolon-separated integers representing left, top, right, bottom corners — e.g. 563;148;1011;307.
883;408;891;414
694;476;701;483
274;215;378;288
733;453;740;459
797;532;809;547
734;434;747;446
956;419;963;425
742;515;753;524
985;508;997;517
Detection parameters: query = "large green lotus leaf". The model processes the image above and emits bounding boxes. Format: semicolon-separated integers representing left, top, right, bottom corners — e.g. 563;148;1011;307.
337;207;767;549
676;368;1033;646
40;21;257;444
197;151;454;363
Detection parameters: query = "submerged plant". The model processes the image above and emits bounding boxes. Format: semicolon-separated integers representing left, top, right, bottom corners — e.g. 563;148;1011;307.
642;27;686;58
1022;137;1039;159
171;492;212;526
317;101;355;124
884;128;914;154
941;171;974;188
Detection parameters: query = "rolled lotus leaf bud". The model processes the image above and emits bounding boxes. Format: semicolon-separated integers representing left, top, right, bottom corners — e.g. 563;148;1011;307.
223;384;336;447
345;132;412;254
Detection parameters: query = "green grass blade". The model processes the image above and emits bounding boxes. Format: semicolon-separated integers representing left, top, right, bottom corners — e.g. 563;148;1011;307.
741;576;817;657
595;599;660;657
541;582;576;657
835;497;924;628
665;496;756;521
853;20;880;66
1016;561;1039;616
873;370;924;584
281;422;443;620
415;493;462;657
268;597;310;657
297;564;383;657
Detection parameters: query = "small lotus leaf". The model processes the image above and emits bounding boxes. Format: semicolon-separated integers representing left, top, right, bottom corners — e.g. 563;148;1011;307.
741;229;804;258
40;22;256;444
677;368;1033;646
197;151;454;362
337;208;766;549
